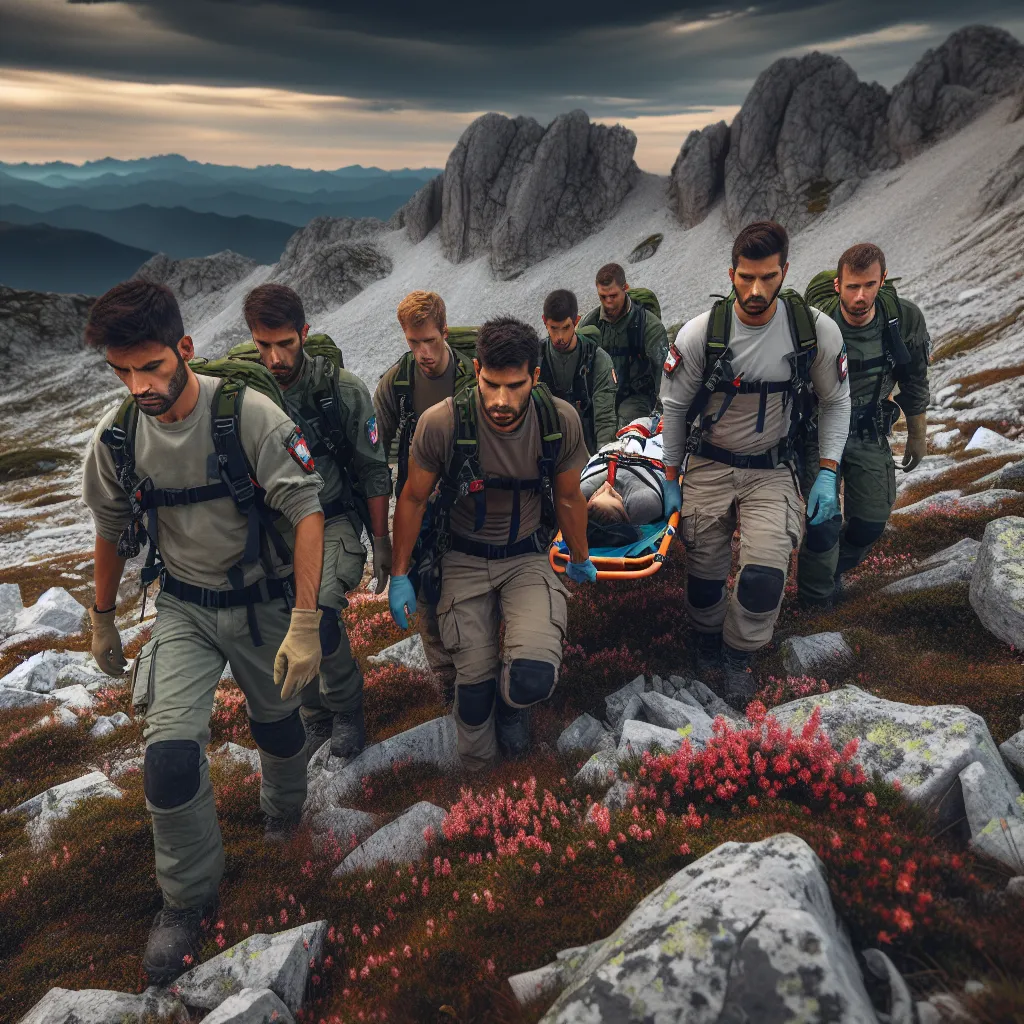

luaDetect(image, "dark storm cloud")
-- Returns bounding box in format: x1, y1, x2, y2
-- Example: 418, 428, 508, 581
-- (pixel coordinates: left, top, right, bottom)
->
3, 0, 1024, 119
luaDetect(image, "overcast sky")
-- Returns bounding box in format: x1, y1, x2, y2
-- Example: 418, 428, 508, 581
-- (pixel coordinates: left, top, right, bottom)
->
1, 0, 1022, 173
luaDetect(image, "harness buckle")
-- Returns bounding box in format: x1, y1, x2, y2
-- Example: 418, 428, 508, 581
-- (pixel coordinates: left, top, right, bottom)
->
468, 479, 485, 494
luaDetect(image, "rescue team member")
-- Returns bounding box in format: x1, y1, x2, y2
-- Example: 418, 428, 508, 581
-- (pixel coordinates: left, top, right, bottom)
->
796, 243, 931, 608
660, 221, 851, 708
373, 291, 474, 702
578, 263, 668, 426
538, 288, 618, 454
386, 316, 597, 772
242, 283, 391, 759
82, 281, 325, 983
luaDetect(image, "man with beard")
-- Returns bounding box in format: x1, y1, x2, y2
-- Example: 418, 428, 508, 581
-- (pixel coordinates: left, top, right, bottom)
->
795, 243, 931, 609
386, 316, 596, 772
659, 221, 851, 708
537, 288, 617, 454
81, 280, 325, 983
242, 283, 391, 759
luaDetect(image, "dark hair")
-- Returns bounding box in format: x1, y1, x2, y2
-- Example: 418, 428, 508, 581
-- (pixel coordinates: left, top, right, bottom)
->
595, 263, 626, 288
84, 280, 184, 351
243, 283, 305, 336
476, 315, 540, 375
543, 289, 579, 322
731, 221, 789, 269
838, 242, 886, 280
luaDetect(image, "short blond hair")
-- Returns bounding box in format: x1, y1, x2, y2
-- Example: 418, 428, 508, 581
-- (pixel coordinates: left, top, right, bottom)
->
397, 290, 447, 334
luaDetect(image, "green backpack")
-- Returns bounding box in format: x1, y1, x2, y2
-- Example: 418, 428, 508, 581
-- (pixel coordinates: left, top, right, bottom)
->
804, 270, 902, 325
446, 326, 480, 365
627, 287, 661, 321
228, 331, 344, 372
188, 355, 285, 410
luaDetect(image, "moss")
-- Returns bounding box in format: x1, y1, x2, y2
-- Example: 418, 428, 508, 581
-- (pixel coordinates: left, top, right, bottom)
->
0, 447, 77, 482
932, 304, 1024, 362
627, 233, 664, 264
805, 178, 840, 214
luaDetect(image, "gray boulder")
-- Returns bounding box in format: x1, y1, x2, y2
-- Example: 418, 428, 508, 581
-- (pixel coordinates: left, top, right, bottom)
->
600, 779, 634, 812
367, 634, 431, 674
14, 588, 86, 636
49, 683, 95, 709
969, 516, 1024, 648
1, 649, 85, 693
780, 632, 854, 678
882, 540, 979, 595
20, 986, 187, 1024
889, 25, 1024, 157
979, 143, 1024, 215
893, 488, 1019, 517
959, 759, 1024, 874
670, 674, 747, 725
89, 711, 131, 740
0, 285, 94, 362
200, 988, 294, 1024
393, 174, 444, 243
173, 920, 327, 1013
0, 686, 48, 710
1000, 729, 1024, 778
668, 120, 730, 227
617, 719, 685, 758
637, 691, 714, 745
136, 250, 256, 301
309, 806, 379, 853
0, 581, 23, 635
53, 661, 116, 692
540, 833, 878, 1022
573, 749, 620, 790
612, 693, 645, 739
723, 52, 895, 233
13, 771, 123, 849
333, 801, 446, 877
557, 712, 615, 756
604, 675, 647, 730
861, 949, 915, 1024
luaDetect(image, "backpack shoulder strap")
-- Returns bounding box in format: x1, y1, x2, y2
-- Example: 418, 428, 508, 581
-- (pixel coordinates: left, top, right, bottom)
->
531, 383, 563, 539
781, 290, 818, 359
453, 348, 476, 387
626, 301, 647, 355
705, 296, 732, 362
393, 350, 416, 397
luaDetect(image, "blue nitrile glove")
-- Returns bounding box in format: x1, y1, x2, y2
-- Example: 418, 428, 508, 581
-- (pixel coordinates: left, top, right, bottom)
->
566, 559, 598, 584
662, 477, 682, 519
388, 574, 417, 629
806, 468, 840, 526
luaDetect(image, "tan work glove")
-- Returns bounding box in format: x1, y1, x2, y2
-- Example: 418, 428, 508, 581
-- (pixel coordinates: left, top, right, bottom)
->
274, 608, 323, 700
902, 413, 928, 473
371, 535, 393, 594
89, 605, 127, 677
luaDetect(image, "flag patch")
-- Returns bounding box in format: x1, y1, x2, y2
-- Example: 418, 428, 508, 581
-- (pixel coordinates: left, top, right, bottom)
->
366, 415, 379, 447
285, 428, 315, 473
836, 344, 849, 383
663, 343, 682, 377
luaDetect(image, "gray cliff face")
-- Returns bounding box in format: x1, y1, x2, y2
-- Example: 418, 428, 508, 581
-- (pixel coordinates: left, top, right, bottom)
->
391, 174, 444, 243
0, 286, 94, 358
134, 250, 257, 300
669, 120, 730, 228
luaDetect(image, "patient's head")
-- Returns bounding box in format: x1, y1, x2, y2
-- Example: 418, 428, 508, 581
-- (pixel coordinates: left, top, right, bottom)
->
587, 480, 629, 525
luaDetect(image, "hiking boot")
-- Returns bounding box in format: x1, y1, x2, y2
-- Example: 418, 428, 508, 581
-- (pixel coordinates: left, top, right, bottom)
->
303, 716, 332, 762
263, 810, 302, 845
798, 591, 834, 613
721, 645, 757, 712
142, 899, 217, 985
330, 704, 366, 760
693, 631, 723, 679
495, 700, 530, 760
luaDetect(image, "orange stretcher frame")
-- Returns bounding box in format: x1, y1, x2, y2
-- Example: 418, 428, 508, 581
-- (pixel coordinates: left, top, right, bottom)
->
548, 511, 680, 580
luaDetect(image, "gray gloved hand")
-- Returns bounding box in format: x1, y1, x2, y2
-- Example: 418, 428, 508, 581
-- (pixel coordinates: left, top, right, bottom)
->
274, 608, 323, 700
902, 413, 927, 473
89, 605, 127, 677
371, 535, 392, 594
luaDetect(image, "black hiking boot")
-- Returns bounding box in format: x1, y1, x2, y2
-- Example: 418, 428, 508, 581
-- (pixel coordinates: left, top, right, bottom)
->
330, 703, 366, 760
693, 631, 723, 680
797, 591, 834, 613
143, 899, 217, 985
721, 645, 757, 712
303, 716, 332, 762
263, 809, 302, 845
495, 699, 531, 760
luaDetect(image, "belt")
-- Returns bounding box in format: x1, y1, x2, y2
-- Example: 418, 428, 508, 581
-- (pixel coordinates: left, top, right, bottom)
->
449, 530, 546, 561
697, 440, 789, 470
321, 496, 358, 519
161, 572, 294, 608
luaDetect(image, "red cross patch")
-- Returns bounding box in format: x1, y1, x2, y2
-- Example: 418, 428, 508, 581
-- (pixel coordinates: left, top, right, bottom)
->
285, 428, 315, 473
836, 344, 849, 383
663, 344, 682, 377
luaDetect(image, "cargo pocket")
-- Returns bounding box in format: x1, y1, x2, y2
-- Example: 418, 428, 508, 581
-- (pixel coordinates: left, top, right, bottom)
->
130, 637, 158, 717
679, 511, 698, 550
437, 594, 463, 654
784, 492, 804, 550
335, 525, 368, 594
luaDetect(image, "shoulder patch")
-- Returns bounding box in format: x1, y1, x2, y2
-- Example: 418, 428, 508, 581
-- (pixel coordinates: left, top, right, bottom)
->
285, 427, 315, 473
366, 415, 379, 448
610, 368, 618, 386
836, 343, 849, 383
663, 343, 682, 377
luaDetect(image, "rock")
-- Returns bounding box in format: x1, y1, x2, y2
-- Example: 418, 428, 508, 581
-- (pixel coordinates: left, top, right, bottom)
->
626, 233, 663, 264
998, 459, 1024, 488
673, 674, 747, 725
38, 706, 81, 729
53, 661, 115, 691
893, 488, 1019, 517
919, 538, 982, 568
136, 250, 257, 303
440, 110, 639, 279
723, 53, 895, 233
617, 719, 685, 758
89, 711, 131, 740
668, 120, 730, 227
556, 712, 615, 756
394, 174, 444, 243
964, 425, 1024, 453
958, 760, 1024, 874
366, 634, 431, 673
637, 691, 714, 746
214, 742, 262, 773
174, 920, 327, 1012
20, 985, 187, 1024
200, 988, 295, 1024
881, 541, 979, 595
50, 684, 95, 709
612, 693, 645, 739
980, 143, 1024, 215
14, 587, 86, 636
0, 626, 61, 656
110, 754, 145, 779
889, 26, 1024, 157
604, 675, 646, 730
507, 963, 566, 1008
0, 581, 23, 634
970, 516, 1024, 647
1, 649, 85, 693
861, 948, 915, 1024
0, 284, 95, 362
573, 749, 619, 790
0, 686, 48, 710
1000, 729, 1024, 778
600, 779, 634, 811
13, 771, 123, 849
1008, 876, 1024, 899
333, 801, 446, 877
780, 632, 854, 678
916, 1002, 943, 1024
306, 716, 458, 810
309, 807, 379, 853
540, 834, 877, 1022
930, 428, 962, 451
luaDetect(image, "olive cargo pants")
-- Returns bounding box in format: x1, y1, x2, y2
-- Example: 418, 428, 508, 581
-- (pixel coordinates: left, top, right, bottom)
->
132, 589, 307, 909
680, 457, 803, 652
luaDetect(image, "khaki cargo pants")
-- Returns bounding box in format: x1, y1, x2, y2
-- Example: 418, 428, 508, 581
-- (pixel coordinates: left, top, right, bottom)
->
417, 592, 457, 700
437, 549, 568, 772
681, 457, 803, 652
132, 589, 306, 909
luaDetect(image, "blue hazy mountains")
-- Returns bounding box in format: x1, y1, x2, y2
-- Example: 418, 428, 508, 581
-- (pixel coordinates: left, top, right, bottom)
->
0, 155, 439, 294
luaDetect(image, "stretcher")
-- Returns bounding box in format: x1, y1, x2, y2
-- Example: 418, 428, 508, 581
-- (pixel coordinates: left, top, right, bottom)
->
549, 510, 680, 580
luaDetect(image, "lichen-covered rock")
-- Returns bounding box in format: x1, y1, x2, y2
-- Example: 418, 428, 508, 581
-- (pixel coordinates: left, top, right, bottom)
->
959, 759, 1024, 875
173, 920, 327, 1012
334, 801, 445, 877
882, 540, 979, 595
13, 771, 123, 849
200, 987, 295, 1024
969, 516, 1024, 648
780, 632, 854, 678
637, 691, 714, 746
20, 985, 187, 1024
574, 749, 620, 790
0, 285, 94, 361
50, 683, 95, 709
893, 488, 1019, 517
0, 686, 48, 710
540, 833, 877, 1022
366, 634, 431, 674
668, 121, 730, 227
557, 712, 615, 756
53, 661, 116, 691
14, 588, 86, 636
617, 719, 685, 758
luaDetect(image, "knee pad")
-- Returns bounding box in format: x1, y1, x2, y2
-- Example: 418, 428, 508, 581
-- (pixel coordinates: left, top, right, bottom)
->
846, 517, 886, 549
508, 659, 556, 706
805, 514, 843, 553
736, 564, 785, 613
144, 739, 201, 809
318, 604, 342, 657
249, 709, 305, 758
687, 576, 726, 609
457, 679, 496, 727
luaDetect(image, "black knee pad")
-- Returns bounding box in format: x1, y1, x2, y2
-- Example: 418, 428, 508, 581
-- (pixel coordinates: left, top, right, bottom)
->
508, 659, 556, 706
457, 679, 496, 726
846, 517, 886, 549
318, 604, 342, 657
687, 576, 726, 609
249, 709, 305, 758
805, 514, 843, 553
736, 564, 785, 613
144, 740, 201, 809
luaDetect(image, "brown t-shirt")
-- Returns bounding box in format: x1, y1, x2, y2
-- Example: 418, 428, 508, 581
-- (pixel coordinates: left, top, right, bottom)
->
373, 347, 459, 459
412, 393, 588, 544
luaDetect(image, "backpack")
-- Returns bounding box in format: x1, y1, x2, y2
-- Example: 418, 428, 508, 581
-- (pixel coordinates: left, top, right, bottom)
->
446, 326, 480, 365
539, 328, 600, 451
581, 293, 657, 407
228, 332, 344, 372
627, 287, 661, 321
410, 384, 563, 604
